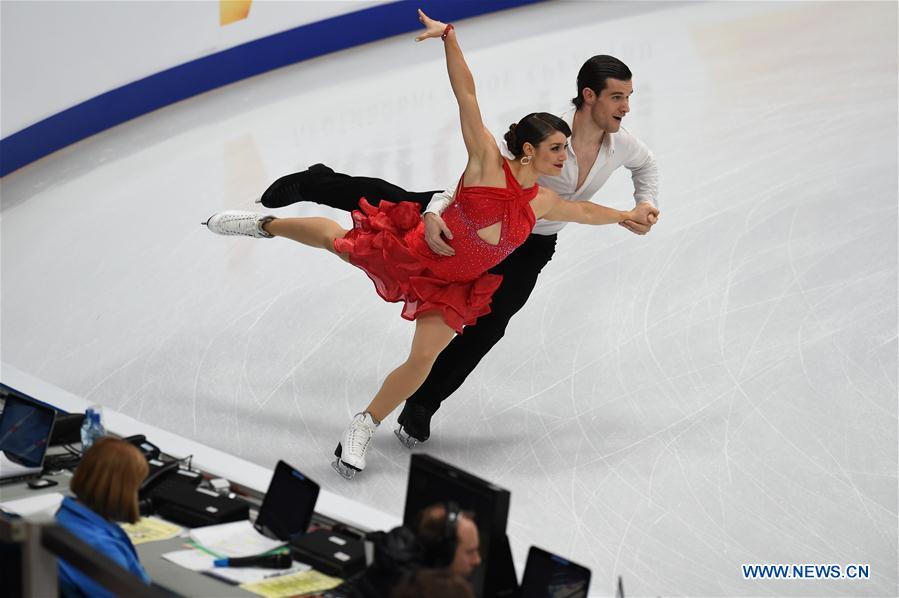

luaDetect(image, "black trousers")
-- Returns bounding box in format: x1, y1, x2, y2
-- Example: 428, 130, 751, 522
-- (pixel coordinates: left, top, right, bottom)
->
261, 165, 558, 413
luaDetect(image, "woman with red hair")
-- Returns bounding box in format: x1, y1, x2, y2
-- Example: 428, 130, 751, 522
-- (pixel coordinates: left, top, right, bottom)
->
55, 436, 150, 597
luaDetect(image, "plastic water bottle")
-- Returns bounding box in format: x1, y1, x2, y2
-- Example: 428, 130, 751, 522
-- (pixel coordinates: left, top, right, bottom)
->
80, 405, 106, 451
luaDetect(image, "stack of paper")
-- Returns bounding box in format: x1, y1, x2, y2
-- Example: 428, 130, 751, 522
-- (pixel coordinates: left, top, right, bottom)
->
0, 492, 64, 520
120, 517, 183, 545
240, 570, 343, 598
188, 520, 284, 557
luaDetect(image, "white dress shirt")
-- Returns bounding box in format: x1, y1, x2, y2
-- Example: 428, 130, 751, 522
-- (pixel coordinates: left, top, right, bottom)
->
424, 107, 659, 236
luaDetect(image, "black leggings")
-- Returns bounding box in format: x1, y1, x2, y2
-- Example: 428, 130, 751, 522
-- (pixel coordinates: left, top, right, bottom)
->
260, 164, 558, 413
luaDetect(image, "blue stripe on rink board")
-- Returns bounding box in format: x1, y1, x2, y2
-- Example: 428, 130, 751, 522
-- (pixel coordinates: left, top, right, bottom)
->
0, 0, 544, 177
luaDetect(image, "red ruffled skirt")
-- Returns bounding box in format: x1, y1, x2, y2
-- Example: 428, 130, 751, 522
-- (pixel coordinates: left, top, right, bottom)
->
333, 199, 502, 334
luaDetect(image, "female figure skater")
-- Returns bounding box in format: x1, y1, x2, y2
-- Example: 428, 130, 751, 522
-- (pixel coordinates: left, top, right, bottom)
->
205, 10, 656, 478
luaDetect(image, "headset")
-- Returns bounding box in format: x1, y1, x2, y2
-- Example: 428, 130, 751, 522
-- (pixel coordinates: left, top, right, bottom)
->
424, 501, 461, 568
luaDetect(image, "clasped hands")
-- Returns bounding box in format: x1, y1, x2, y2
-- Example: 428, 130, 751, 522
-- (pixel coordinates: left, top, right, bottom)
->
620, 201, 659, 236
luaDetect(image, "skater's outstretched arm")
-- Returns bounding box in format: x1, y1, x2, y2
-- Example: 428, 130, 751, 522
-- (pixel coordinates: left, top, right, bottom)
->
416, 10, 502, 186
533, 188, 658, 226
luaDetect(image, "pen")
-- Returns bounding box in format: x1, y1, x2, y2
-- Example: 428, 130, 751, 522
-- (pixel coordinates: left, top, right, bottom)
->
213, 553, 293, 569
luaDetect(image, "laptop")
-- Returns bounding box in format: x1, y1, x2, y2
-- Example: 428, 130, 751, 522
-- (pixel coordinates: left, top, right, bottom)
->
254, 460, 320, 541
0, 389, 57, 484
519, 545, 591, 598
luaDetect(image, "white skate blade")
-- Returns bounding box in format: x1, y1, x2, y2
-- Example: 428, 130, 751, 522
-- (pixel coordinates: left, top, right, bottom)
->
394, 426, 419, 450
331, 459, 358, 479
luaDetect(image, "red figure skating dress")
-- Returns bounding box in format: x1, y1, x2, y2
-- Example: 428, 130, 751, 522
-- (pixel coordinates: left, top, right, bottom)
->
333, 160, 538, 333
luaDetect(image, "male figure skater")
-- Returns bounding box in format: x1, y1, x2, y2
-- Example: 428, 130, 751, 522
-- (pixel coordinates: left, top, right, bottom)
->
259, 55, 660, 448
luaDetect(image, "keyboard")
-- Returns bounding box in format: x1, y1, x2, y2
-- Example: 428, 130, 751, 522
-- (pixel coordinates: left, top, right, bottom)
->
0, 472, 40, 486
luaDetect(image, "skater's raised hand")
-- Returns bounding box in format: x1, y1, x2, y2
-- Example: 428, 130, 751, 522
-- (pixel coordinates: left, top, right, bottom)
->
414, 9, 447, 42
414, 8, 499, 185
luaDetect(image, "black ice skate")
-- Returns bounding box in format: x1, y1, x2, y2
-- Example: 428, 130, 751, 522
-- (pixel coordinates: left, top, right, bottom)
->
393, 403, 433, 450
256, 164, 332, 208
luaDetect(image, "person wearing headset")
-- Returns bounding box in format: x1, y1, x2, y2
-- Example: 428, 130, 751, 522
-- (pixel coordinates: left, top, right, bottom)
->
325, 502, 480, 598
415, 502, 481, 579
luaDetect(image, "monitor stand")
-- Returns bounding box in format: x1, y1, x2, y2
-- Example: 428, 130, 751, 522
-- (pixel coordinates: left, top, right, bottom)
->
483, 533, 518, 597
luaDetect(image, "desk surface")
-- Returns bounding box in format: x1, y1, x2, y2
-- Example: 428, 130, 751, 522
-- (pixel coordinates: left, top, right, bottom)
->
140, 536, 257, 597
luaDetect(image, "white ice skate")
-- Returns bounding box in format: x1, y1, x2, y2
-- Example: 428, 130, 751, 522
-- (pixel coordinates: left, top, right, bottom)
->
203, 210, 274, 238
331, 412, 379, 480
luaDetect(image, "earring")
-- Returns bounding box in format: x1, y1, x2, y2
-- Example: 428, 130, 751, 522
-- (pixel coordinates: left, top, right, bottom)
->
520, 156, 532, 165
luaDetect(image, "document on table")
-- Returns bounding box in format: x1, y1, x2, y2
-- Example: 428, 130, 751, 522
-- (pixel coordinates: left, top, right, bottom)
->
120, 516, 183, 545
162, 548, 310, 585
188, 519, 285, 558
240, 570, 343, 598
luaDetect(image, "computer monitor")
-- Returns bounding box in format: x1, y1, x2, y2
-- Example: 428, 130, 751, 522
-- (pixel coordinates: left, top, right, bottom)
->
254, 460, 320, 541
519, 545, 591, 598
0, 385, 57, 479
404, 454, 517, 598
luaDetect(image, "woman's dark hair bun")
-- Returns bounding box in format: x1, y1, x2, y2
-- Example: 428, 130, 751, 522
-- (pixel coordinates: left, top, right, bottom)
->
503, 123, 518, 155
504, 113, 571, 158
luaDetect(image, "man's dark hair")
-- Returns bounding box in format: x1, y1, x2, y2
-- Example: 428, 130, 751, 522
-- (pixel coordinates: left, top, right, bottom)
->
571, 55, 632, 109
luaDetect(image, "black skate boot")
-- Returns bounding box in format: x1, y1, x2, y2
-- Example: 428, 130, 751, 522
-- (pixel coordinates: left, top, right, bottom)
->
393, 403, 433, 449
257, 163, 333, 208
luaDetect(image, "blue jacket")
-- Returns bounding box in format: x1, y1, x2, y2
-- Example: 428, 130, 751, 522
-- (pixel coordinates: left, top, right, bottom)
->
55, 496, 150, 598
